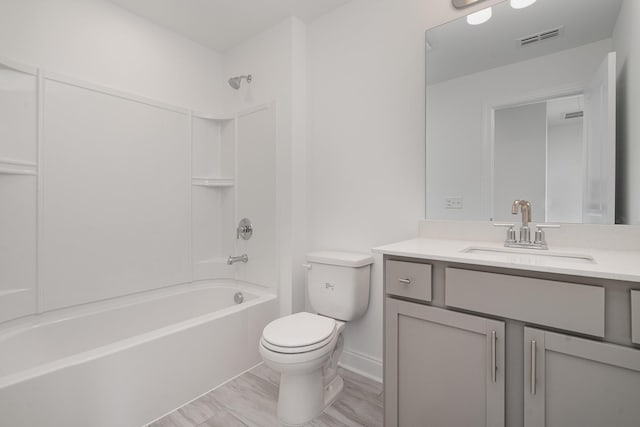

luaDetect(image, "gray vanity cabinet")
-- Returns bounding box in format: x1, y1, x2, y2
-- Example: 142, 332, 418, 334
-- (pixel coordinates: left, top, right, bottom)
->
523, 327, 640, 427
385, 298, 505, 427
384, 256, 640, 427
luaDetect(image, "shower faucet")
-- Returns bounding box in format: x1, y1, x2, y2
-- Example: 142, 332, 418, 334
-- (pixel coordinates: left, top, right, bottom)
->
237, 218, 253, 240
227, 254, 248, 265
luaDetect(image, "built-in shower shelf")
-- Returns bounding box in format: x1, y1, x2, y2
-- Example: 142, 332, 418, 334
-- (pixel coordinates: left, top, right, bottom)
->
192, 177, 234, 187
191, 111, 234, 121
0, 159, 37, 176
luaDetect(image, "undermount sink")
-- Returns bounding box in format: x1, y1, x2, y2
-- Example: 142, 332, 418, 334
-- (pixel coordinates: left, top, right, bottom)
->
461, 246, 596, 265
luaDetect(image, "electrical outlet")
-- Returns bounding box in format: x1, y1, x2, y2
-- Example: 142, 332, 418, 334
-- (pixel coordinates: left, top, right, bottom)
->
445, 197, 463, 209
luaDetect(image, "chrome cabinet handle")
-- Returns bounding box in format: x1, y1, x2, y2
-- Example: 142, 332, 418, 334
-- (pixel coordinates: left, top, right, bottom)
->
531, 340, 537, 395
398, 278, 412, 285
491, 331, 497, 383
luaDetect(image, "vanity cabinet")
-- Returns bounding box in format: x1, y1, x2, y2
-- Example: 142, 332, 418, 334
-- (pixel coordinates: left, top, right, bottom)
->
524, 327, 640, 427
383, 257, 640, 427
385, 298, 505, 427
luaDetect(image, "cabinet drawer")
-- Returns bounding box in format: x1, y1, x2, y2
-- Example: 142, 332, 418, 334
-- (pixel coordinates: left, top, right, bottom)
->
632, 290, 640, 345
445, 268, 605, 337
386, 260, 432, 301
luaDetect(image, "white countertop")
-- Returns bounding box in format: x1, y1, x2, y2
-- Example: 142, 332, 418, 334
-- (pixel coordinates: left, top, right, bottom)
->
373, 238, 640, 282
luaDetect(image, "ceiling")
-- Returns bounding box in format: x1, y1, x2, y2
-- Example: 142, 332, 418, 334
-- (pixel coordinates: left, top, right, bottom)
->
108, 0, 351, 52
426, 0, 624, 84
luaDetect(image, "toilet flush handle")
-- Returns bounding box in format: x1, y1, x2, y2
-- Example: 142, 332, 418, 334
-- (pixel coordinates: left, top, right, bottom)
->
302, 263, 312, 270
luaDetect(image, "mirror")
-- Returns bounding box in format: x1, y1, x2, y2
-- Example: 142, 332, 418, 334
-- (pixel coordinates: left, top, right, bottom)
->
425, 0, 634, 224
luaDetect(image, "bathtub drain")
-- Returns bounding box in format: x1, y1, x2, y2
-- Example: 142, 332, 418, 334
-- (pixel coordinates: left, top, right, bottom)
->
234, 292, 244, 304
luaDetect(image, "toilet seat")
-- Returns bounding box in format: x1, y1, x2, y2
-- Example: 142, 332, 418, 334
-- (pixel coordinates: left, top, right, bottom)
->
262, 312, 336, 354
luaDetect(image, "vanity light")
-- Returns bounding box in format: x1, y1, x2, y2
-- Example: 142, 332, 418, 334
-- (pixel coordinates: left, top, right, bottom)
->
466, 7, 492, 25
510, 0, 536, 9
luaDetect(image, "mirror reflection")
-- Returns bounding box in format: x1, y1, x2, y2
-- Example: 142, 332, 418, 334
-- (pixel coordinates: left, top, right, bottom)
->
426, 0, 634, 224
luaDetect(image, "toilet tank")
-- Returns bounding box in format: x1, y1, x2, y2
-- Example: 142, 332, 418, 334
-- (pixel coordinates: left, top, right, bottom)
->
306, 251, 374, 321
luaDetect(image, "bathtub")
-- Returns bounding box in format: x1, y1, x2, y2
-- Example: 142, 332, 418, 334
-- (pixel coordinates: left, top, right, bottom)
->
0, 280, 278, 427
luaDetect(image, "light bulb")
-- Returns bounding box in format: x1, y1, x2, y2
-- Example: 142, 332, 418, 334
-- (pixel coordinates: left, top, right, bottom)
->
466, 7, 492, 25
510, 0, 536, 9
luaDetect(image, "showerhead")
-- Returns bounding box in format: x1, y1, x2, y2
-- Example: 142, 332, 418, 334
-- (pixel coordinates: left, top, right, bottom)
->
228, 74, 252, 90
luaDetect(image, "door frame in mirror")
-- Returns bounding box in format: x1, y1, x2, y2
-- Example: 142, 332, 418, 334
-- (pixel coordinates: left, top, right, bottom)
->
482, 83, 584, 221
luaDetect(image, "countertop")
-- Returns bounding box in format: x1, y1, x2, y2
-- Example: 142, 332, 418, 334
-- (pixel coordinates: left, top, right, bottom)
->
373, 238, 640, 282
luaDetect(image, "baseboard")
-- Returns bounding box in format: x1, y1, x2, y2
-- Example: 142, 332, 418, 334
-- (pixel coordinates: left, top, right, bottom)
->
338, 349, 383, 383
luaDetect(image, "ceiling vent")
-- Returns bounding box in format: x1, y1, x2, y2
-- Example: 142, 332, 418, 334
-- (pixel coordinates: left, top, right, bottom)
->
519, 26, 563, 47
565, 111, 584, 120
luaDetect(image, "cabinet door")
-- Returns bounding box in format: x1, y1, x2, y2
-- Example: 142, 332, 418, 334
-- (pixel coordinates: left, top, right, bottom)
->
524, 327, 640, 427
385, 298, 505, 427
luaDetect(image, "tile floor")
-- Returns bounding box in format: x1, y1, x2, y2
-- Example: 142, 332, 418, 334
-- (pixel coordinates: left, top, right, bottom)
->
150, 364, 383, 427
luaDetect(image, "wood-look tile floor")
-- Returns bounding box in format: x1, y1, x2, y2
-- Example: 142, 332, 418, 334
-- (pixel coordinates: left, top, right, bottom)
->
150, 364, 383, 427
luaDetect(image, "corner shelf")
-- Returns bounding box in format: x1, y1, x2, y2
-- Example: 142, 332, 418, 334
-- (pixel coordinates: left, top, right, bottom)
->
190, 111, 236, 281
191, 111, 234, 121
0, 158, 37, 176
191, 177, 234, 188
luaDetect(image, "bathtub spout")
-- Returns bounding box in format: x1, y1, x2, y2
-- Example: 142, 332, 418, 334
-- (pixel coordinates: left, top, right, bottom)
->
227, 254, 248, 265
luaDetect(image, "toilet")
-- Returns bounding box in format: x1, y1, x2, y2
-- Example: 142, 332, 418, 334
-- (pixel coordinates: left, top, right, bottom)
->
259, 251, 374, 426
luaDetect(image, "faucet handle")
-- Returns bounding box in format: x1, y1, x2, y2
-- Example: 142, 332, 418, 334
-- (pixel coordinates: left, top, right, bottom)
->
534, 224, 560, 245
493, 223, 516, 244
237, 218, 253, 240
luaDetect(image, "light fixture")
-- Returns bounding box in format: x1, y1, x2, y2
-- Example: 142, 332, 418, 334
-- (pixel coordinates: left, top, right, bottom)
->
510, 0, 536, 9
466, 7, 492, 25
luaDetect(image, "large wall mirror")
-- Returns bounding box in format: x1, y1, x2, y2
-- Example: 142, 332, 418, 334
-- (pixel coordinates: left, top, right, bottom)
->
426, 0, 638, 224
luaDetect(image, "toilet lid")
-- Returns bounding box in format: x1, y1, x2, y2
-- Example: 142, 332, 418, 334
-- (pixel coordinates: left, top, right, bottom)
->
262, 312, 336, 349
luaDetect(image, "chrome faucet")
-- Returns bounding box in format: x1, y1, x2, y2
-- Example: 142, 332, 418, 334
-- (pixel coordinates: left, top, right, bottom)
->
493, 200, 559, 249
512, 199, 532, 244
227, 254, 248, 265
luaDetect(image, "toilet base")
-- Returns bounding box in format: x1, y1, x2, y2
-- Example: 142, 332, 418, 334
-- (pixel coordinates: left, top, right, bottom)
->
323, 374, 344, 409
276, 372, 345, 426
261, 320, 348, 426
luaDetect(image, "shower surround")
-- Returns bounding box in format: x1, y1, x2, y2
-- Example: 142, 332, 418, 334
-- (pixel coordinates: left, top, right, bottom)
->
0, 53, 279, 426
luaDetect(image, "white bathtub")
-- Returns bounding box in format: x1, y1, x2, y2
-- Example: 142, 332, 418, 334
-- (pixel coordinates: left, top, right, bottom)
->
0, 280, 278, 427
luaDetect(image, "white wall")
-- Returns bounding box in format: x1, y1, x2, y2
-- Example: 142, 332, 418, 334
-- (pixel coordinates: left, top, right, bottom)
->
222, 18, 308, 315
0, 0, 224, 112
427, 38, 612, 221
306, 0, 504, 380
493, 102, 547, 222
613, 0, 640, 224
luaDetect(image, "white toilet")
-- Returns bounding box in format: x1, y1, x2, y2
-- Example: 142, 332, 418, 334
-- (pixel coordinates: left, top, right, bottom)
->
259, 251, 374, 426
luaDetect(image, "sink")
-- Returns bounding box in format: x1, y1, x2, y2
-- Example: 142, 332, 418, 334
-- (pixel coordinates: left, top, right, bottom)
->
461, 246, 595, 265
